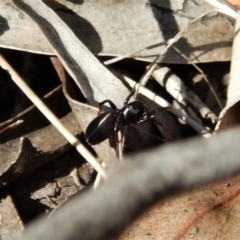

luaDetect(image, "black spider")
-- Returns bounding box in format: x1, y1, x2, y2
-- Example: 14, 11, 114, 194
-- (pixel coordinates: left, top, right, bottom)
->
85, 90, 169, 147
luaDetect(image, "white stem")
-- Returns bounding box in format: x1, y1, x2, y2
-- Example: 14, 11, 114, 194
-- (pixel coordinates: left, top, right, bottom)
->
125, 78, 212, 137
0, 53, 107, 179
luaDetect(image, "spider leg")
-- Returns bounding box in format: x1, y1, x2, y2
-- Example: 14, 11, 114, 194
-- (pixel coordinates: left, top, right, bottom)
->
114, 130, 122, 159
113, 112, 125, 158
136, 111, 156, 124
137, 106, 171, 123
121, 125, 128, 149
114, 125, 128, 158
152, 117, 173, 141
124, 90, 135, 106
137, 107, 173, 140
98, 100, 117, 113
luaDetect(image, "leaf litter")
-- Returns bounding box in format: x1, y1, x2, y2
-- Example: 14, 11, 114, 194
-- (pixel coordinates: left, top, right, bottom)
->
0, 0, 240, 239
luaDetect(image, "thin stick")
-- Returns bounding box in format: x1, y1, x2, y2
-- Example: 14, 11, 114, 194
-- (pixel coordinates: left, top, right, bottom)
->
117, 131, 123, 161
105, 6, 237, 68
0, 53, 107, 179
125, 77, 212, 137
0, 84, 62, 128
0, 119, 23, 135
138, 9, 216, 87
104, 41, 167, 65
93, 173, 102, 190
152, 66, 218, 123
172, 46, 223, 110
70, 168, 82, 187
93, 162, 106, 190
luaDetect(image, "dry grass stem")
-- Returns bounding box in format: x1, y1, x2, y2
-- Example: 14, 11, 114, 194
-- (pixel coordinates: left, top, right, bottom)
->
0, 53, 107, 179
152, 66, 218, 123
124, 77, 212, 137
93, 162, 106, 190
0, 119, 23, 135
138, 9, 216, 88
104, 41, 167, 65
172, 46, 223, 110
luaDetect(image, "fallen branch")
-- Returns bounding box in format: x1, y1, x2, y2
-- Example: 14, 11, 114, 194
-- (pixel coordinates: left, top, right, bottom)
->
15, 126, 240, 240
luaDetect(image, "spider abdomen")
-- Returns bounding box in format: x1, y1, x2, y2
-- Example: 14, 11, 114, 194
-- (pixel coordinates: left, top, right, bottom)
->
85, 111, 118, 145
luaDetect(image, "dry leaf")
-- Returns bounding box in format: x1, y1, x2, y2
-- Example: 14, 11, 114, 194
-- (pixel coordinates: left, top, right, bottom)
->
216, 17, 240, 131
11, 0, 129, 106
0, 0, 234, 63
0, 87, 82, 187
0, 196, 23, 240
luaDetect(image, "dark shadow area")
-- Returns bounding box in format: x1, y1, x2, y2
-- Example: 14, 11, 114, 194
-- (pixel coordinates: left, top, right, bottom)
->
13, 0, 95, 102
0, 148, 89, 223
170, 61, 230, 117
128, 39, 232, 63
0, 88, 71, 143
147, 0, 192, 63
190, 41, 233, 62
0, 48, 71, 142
44, 0, 102, 54
66, 0, 84, 4
0, 15, 9, 35
235, 25, 240, 37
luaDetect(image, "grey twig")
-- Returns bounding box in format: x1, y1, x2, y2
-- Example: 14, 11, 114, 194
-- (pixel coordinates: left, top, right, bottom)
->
16, 127, 240, 240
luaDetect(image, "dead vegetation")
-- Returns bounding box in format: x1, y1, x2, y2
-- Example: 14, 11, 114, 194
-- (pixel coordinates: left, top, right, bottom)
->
0, 0, 240, 239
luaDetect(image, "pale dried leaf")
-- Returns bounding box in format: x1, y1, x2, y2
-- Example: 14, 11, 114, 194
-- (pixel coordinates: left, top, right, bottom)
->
0, 90, 82, 187
0, 1, 53, 54
0, 196, 23, 240
216, 16, 240, 131
0, 0, 234, 63
11, 0, 129, 106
